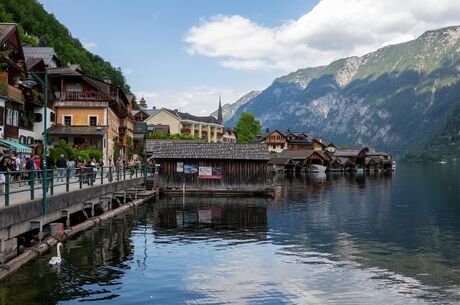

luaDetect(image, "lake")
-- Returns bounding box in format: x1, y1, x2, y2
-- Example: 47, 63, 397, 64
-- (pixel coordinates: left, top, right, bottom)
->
1, 163, 459, 304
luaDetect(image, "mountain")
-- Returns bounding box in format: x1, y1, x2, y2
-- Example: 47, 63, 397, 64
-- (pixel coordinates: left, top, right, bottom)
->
211, 91, 260, 122
227, 25, 460, 155
0, 0, 131, 92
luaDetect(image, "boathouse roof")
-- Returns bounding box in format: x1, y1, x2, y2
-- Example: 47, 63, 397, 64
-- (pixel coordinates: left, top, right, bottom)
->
146, 142, 270, 160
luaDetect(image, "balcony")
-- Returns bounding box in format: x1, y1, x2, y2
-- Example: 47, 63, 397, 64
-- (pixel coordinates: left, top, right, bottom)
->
180, 128, 191, 135
61, 91, 108, 101
1, 85, 25, 104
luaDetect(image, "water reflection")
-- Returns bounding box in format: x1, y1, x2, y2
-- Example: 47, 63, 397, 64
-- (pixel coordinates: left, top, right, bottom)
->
1, 163, 460, 304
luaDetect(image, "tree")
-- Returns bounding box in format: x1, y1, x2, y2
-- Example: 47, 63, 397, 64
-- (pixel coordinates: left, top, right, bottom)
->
235, 112, 261, 143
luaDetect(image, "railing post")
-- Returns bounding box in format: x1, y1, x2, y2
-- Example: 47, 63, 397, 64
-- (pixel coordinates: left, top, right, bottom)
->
101, 166, 104, 185
79, 169, 83, 189
117, 166, 120, 181
66, 168, 70, 192
123, 166, 126, 180
30, 170, 35, 200
109, 166, 113, 182
50, 169, 54, 195
5, 172, 9, 207
90, 168, 94, 186
135, 166, 138, 178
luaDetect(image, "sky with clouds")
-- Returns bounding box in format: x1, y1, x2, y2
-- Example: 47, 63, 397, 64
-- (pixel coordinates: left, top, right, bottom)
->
39, 0, 460, 115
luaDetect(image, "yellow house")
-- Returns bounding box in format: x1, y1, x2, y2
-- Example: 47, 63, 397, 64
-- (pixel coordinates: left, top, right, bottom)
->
144, 108, 224, 143
47, 66, 131, 163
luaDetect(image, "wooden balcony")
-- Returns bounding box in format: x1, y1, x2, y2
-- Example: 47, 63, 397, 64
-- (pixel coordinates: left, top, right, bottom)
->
2, 85, 25, 104
181, 128, 191, 135
61, 91, 108, 101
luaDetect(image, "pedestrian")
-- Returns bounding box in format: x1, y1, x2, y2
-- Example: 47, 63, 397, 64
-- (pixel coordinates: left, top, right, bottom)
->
67, 157, 75, 179
42, 153, 54, 193
34, 155, 41, 181
0, 151, 6, 192
25, 156, 35, 186
56, 154, 66, 182
90, 158, 98, 184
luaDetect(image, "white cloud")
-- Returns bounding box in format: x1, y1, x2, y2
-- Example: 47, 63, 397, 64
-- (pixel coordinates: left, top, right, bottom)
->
184, 0, 460, 71
82, 41, 97, 50
135, 87, 248, 115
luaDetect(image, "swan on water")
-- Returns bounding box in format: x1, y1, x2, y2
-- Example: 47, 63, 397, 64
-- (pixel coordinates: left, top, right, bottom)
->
49, 242, 63, 265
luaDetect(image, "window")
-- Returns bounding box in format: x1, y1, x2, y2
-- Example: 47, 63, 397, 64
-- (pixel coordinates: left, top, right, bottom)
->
34, 113, 43, 123
6, 108, 18, 127
89, 116, 97, 126
74, 137, 85, 145
66, 82, 81, 92
50, 112, 56, 122
64, 116, 72, 126
0, 107, 4, 125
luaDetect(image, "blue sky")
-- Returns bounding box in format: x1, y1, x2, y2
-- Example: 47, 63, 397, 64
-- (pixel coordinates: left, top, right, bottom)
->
38, 0, 460, 115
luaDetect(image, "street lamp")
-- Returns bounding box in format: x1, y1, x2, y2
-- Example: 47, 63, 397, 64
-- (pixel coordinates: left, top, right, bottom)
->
24, 69, 49, 214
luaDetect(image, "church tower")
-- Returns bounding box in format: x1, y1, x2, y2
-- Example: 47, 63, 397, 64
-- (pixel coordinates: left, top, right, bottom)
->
139, 96, 148, 110
217, 95, 223, 124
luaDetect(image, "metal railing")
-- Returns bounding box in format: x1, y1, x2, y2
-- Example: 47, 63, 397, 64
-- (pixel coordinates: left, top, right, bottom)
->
0, 165, 155, 207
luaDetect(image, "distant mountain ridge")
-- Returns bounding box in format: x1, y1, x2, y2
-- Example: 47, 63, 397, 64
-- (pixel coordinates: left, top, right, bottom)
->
226, 25, 460, 155
211, 91, 260, 123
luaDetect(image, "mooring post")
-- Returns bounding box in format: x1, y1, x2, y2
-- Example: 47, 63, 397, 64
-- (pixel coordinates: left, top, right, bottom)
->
62, 210, 70, 227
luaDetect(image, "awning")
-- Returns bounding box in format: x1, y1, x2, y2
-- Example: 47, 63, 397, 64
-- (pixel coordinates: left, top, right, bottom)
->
0, 139, 32, 154
47, 125, 107, 136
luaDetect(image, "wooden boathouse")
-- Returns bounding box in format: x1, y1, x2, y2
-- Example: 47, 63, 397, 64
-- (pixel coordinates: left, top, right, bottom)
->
145, 141, 271, 193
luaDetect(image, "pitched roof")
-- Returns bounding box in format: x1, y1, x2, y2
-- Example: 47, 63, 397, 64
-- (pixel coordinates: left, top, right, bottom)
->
162, 108, 222, 125
333, 149, 366, 157
0, 24, 16, 44
25, 57, 44, 71
146, 142, 270, 160
47, 125, 108, 136
48, 66, 81, 76
23, 47, 60, 67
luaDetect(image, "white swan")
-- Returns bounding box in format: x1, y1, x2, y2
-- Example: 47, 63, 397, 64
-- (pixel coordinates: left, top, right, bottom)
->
49, 242, 63, 265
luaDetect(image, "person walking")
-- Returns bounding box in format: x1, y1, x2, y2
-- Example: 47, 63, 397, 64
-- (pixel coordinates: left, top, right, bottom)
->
34, 155, 41, 182
90, 158, 98, 185
0, 151, 6, 192
67, 158, 75, 179
25, 156, 35, 186
56, 154, 66, 182
42, 153, 54, 193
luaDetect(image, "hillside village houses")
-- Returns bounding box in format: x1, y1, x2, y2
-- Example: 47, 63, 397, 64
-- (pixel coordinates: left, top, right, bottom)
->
0, 23, 135, 163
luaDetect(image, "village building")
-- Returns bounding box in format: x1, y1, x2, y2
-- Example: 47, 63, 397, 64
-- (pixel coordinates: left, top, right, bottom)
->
144, 107, 224, 143
221, 128, 237, 143
258, 130, 326, 153
0, 23, 47, 154
145, 142, 269, 189
46, 65, 133, 163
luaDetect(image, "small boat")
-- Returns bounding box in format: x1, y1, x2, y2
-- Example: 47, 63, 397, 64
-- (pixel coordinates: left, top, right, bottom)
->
392, 161, 396, 171
439, 160, 447, 164
306, 164, 327, 173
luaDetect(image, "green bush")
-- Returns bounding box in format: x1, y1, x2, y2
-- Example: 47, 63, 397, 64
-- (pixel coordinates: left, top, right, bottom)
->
49, 140, 103, 164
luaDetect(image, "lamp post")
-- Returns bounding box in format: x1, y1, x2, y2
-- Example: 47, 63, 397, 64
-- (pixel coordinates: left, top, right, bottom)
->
24, 68, 48, 214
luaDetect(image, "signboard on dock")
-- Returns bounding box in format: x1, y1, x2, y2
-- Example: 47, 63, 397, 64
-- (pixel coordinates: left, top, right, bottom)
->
184, 164, 198, 174
176, 162, 184, 172
198, 166, 223, 179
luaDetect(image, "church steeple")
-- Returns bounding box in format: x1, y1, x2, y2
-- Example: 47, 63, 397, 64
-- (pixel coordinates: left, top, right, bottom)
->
139, 96, 147, 110
217, 95, 223, 124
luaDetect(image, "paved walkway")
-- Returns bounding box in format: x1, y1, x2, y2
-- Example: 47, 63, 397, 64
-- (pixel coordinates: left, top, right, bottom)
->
0, 173, 145, 209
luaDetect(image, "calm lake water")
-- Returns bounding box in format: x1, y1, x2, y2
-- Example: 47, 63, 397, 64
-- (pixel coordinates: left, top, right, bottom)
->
1, 163, 460, 305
